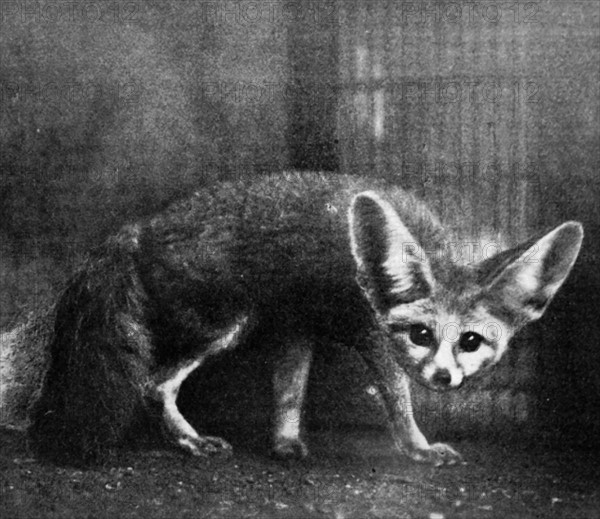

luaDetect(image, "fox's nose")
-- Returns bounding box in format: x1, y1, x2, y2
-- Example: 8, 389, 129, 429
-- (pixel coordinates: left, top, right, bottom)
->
432, 369, 452, 387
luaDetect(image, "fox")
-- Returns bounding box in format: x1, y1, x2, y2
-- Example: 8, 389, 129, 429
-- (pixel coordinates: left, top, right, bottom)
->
21, 171, 583, 466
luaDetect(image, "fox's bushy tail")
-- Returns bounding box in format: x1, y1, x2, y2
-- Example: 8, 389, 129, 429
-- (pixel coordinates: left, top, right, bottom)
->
29, 225, 154, 464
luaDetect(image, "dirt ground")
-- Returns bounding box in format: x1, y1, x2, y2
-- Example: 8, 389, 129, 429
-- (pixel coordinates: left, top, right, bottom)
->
1, 426, 598, 519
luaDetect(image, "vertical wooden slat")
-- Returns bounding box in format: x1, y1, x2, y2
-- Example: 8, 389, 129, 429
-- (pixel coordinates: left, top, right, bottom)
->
370, 1, 385, 177
379, 0, 395, 181
287, 0, 338, 171
337, 0, 354, 176
354, 1, 370, 174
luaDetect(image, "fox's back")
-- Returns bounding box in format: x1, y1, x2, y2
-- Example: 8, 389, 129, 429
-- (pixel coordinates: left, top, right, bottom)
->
137, 172, 448, 341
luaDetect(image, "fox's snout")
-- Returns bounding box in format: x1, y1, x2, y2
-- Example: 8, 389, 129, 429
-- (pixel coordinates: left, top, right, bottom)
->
430, 367, 463, 390
431, 368, 452, 387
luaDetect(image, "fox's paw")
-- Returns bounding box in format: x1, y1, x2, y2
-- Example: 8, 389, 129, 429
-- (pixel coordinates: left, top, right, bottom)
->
177, 434, 233, 458
272, 438, 308, 460
406, 442, 463, 467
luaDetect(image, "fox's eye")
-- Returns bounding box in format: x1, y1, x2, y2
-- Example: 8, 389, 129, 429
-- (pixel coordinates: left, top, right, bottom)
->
459, 332, 485, 352
409, 324, 435, 347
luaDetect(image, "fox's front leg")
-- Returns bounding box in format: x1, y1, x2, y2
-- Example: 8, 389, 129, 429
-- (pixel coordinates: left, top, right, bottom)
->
360, 338, 462, 466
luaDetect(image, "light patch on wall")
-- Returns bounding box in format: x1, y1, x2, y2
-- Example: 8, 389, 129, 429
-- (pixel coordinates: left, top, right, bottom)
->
354, 46, 370, 125
355, 46, 368, 80
374, 90, 385, 140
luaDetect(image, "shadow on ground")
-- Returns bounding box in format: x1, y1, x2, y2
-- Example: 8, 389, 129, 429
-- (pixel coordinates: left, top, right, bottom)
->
1, 426, 598, 519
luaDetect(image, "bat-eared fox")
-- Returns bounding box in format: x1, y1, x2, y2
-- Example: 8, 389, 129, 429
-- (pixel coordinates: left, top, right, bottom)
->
6, 172, 583, 465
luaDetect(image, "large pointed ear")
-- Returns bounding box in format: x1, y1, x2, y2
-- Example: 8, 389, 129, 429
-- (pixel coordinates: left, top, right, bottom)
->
480, 222, 583, 324
348, 191, 435, 313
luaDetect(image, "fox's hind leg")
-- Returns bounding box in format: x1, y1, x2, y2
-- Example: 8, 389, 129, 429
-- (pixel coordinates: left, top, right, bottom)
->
151, 316, 249, 456
272, 339, 313, 459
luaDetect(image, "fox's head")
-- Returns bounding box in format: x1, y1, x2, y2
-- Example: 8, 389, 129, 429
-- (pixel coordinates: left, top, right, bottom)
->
349, 191, 583, 391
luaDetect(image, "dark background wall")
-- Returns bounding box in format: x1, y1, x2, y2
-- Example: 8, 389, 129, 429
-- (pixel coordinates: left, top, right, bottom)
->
1, 1, 288, 312
1, 1, 598, 448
